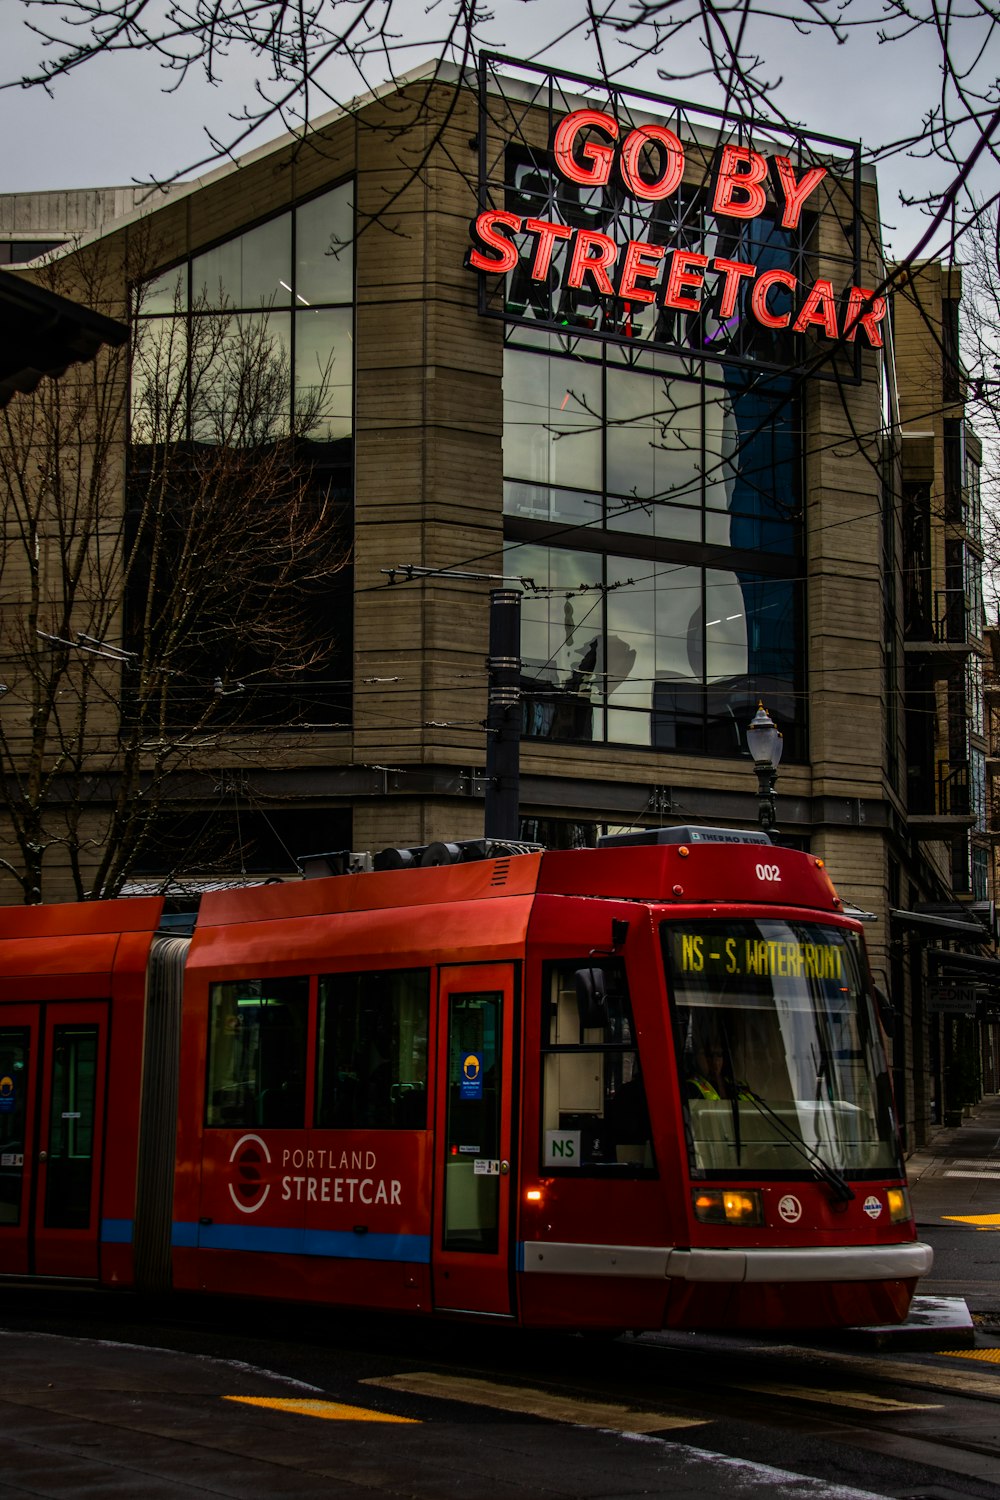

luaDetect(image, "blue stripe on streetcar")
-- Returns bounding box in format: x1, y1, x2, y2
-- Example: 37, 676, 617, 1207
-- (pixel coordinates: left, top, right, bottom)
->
100, 1219, 134, 1244
171, 1222, 431, 1263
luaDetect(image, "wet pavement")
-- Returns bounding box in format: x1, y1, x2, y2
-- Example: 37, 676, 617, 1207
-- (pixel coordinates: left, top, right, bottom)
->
0, 1101, 997, 1499
906, 1093, 1000, 1318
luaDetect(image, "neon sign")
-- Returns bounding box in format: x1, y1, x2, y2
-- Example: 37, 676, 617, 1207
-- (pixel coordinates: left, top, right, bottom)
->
468, 58, 875, 376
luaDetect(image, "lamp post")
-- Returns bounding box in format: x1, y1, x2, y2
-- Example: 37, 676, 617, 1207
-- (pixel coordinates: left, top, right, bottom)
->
746, 702, 783, 832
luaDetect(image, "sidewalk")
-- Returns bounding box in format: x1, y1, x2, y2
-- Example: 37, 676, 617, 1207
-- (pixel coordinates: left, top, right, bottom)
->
906, 1091, 1000, 1225
896, 1091, 1000, 1341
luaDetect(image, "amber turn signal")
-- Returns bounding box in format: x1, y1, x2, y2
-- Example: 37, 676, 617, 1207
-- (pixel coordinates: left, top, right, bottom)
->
887, 1187, 912, 1223
692, 1188, 764, 1225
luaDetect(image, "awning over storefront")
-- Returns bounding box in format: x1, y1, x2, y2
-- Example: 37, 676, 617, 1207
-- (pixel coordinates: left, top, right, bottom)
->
926, 948, 1000, 978
0, 267, 127, 406
890, 907, 991, 943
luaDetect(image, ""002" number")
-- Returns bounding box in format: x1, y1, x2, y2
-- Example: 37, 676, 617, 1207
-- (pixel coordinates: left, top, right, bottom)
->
755, 863, 781, 881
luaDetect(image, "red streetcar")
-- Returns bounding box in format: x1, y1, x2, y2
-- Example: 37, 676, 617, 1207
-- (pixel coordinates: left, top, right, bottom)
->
0, 828, 931, 1331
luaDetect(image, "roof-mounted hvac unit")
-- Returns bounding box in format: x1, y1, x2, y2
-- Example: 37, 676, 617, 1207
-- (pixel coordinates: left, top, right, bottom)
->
597, 826, 772, 848
297, 839, 544, 878
374, 838, 544, 871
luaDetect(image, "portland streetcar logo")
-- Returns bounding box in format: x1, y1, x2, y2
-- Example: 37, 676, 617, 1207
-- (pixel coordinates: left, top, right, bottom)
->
777, 1194, 802, 1224
229, 1133, 272, 1214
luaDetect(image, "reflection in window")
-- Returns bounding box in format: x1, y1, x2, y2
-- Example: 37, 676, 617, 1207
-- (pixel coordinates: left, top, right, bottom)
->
128, 180, 355, 731
503, 350, 601, 493
540, 960, 654, 1174
296, 185, 354, 305
189, 312, 292, 446
606, 363, 702, 513
503, 337, 802, 758
316, 970, 429, 1130
294, 307, 353, 441
206, 978, 309, 1128
508, 540, 800, 756
515, 544, 604, 742
193, 213, 292, 310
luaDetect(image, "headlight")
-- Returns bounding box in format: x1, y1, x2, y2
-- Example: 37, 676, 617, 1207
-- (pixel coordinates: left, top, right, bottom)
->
692, 1188, 764, 1226
887, 1187, 912, 1223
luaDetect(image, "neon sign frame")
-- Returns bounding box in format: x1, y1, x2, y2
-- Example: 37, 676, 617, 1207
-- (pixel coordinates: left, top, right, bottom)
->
469, 55, 872, 382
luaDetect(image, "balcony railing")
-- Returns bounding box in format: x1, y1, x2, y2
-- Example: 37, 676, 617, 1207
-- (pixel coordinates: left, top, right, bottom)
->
910, 759, 970, 820
938, 759, 971, 816
935, 587, 969, 644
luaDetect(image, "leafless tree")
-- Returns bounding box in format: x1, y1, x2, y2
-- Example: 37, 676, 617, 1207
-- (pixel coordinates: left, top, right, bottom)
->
8, 2, 999, 264
0, 241, 347, 902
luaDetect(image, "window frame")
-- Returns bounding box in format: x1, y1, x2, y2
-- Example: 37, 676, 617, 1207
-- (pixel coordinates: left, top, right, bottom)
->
538, 957, 656, 1178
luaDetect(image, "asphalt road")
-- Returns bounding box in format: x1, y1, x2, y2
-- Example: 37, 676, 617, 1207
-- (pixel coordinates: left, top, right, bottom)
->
2, 1289, 999, 1500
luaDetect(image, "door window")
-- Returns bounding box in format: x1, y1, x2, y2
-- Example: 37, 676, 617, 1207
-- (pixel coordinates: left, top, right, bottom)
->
443, 993, 501, 1253
0, 1029, 28, 1226
43, 1025, 98, 1231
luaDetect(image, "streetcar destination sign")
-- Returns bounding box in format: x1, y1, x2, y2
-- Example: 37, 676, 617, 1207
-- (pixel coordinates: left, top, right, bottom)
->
674, 933, 845, 980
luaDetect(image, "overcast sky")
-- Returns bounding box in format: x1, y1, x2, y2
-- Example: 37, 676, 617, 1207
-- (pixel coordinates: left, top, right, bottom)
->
0, 2, 990, 266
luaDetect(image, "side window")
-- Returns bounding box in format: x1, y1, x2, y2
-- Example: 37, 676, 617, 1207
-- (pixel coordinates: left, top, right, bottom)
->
316, 969, 429, 1130
540, 959, 655, 1175
205, 977, 308, 1128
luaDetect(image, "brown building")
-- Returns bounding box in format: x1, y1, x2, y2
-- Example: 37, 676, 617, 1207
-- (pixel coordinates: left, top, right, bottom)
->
0, 58, 995, 1145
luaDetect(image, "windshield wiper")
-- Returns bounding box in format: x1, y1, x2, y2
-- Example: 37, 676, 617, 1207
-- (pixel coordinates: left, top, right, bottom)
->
741, 1086, 855, 1205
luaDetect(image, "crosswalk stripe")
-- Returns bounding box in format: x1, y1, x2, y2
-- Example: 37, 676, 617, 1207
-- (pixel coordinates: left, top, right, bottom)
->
942, 1213, 1000, 1228
362, 1372, 709, 1433
224, 1395, 419, 1423
733, 1382, 941, 1412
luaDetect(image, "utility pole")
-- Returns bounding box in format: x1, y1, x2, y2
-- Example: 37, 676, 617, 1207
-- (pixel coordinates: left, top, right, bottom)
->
484, 588, 522, 839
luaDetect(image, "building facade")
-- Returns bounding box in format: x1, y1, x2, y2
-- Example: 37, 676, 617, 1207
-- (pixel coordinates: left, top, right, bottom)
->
0, 59, 995, 1146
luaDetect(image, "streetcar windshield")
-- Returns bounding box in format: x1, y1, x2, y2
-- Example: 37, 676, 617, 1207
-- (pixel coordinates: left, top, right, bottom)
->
661, 919, 900, 1177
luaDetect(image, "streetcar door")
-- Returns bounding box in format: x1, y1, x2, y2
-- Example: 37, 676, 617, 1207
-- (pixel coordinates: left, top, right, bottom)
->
0, 1003, 108, 1279
0, 1007, 37, 1275
432, 964, 517, 1317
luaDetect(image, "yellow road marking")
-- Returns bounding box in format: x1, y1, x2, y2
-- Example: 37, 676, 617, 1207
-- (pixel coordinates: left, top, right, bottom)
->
363, 1372, 707, 1434
942, 1213, 1000, 1230
942, 1349, 1000, 1364
224, 1395, 419, 1424
734, 1382, 941, 1413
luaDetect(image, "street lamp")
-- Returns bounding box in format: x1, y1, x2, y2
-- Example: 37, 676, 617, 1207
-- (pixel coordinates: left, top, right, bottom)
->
746, 702, 782, 832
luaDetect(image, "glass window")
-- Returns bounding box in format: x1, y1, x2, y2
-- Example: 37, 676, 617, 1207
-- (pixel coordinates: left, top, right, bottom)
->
503, 481, 600, 527
141, 264, 187, 316
508, 542, 604, 743
606, 364, 702, 514
131, 316, 189, 445
193, 213, 292, 310
541, 960, 654, 1174
662, 920, 899, 1177
189, 311, 292, 445
296, 183, 354, 305
443, 991, 502, 1251
608, 558, 701, 747
316, 969, 429, 1130
501, 337, 802, 759
0, 1029, 28, 1226
503, 349, 601, 492
206, 977, 308, 1128
294, 307, 353, 440
44, 1025, 98, 1230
